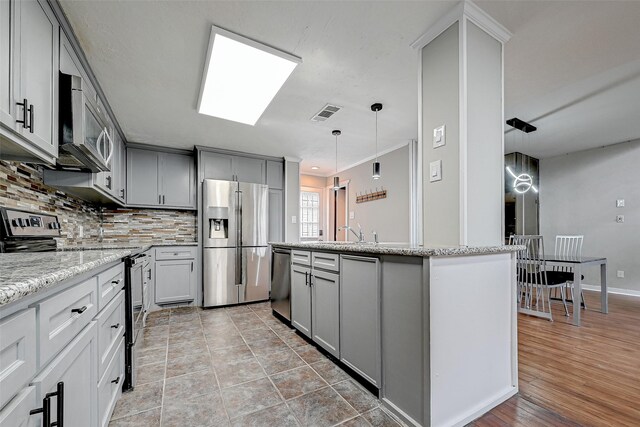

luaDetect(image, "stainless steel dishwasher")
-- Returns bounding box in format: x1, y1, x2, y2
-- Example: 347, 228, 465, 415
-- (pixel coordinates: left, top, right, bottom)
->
271, 247, 291, 321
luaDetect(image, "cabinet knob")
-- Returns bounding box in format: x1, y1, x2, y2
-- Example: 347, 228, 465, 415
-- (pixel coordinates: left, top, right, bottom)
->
111, 376, 120, 385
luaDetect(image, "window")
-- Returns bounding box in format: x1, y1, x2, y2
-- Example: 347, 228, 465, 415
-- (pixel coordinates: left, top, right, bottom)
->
300, 191, 320, 239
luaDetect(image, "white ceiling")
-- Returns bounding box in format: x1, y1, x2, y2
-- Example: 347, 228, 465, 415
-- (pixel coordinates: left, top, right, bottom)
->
60, 1, 640, 174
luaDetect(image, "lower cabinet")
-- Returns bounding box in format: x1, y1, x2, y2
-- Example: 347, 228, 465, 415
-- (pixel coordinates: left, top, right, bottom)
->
0, 386, 39, 427
155, 248, 197, 304
97, 338, 124, 427
31, 322, 97, 427
311, 269, 340, 358
291, 264, 312, 337
340, 255, 381, 387
290, 251, 340, 358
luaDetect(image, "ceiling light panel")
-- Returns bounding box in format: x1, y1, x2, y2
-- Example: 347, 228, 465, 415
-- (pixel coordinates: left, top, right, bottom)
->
198, 25, 301, 126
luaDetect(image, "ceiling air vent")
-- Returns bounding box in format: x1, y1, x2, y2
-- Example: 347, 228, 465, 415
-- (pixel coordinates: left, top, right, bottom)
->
311, 104, 341, 122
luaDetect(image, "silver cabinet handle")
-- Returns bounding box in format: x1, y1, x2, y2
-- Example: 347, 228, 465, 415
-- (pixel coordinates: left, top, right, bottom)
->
162, 195, 165, 204
103, 128, 114, 164
158, 194, 161, 204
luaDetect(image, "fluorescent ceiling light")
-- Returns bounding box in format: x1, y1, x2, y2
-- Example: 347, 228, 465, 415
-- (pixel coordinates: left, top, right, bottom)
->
311, 166, 319, 170
197, 25, 301, 126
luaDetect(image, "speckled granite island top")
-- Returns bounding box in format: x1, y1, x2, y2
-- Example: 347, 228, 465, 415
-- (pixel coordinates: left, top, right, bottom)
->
0, 248, 138, 307
270, 241, 524, 257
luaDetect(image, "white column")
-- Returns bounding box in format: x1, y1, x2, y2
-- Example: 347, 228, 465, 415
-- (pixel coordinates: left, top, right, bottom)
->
414, 1, 511, 247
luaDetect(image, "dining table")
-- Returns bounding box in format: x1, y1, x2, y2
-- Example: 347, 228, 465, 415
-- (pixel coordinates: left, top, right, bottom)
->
545, 255, 608, 326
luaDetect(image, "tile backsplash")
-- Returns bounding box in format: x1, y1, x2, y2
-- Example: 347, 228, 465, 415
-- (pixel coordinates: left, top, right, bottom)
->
0, 160, 197, 247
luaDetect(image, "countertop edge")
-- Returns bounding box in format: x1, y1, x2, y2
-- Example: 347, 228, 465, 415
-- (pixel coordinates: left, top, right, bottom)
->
269, 242, 524, 257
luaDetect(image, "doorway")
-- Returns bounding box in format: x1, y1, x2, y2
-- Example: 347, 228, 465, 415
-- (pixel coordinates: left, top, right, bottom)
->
328, 183, 348, 241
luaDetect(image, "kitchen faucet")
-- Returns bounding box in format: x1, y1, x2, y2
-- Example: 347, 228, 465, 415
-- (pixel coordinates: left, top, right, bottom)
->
339, 224, 365, 243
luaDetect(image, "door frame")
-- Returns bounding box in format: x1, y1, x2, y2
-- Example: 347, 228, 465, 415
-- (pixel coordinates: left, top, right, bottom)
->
325, 179, 349, 242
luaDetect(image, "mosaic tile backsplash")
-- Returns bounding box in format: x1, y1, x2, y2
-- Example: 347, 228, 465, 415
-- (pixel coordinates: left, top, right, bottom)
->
0, 160, 197, 247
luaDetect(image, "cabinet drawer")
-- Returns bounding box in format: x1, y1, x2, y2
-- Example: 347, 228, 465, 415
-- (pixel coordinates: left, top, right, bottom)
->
312, 252, 340, 273
97, 263, 124, 311
155, 246, 196, 261
97, 338, 124, 427
96, 291, 125, 380
37, 277, 97, 368
0, 386, 39, 427
292, 250, 311, 266
0, 309, 37, 410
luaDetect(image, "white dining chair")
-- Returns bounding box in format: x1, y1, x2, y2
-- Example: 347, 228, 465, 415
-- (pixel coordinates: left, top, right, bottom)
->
554, 235, 587, 310
510, 235, 570, 321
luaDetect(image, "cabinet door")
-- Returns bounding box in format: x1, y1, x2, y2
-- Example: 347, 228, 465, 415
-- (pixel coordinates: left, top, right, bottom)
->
311, 269, 340, 358
117, 134, 126, 201
126, 148, 160, 206
200, 151, 233, 181
266, 160, 283, 189
0, 309, 36, 410
0, 0, 13, 126
291, 264, 312, 338
160, 152, 195, 208
0, 386, 40, 427
340, 255, 381, 387
31, 323, 96, 427
155, 259, 196, 304
233, 156, 266, 184
268, 189, 283, 242
95, 122, 114, 195
14, 0, 58, 156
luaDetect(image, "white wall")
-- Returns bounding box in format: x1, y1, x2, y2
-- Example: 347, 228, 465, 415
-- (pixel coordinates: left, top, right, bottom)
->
326, 145, 411, 243
539, 140, 640, 293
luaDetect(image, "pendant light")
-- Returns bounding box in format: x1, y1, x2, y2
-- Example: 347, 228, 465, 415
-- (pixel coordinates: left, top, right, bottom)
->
332, 130, 341, 190
371, 103, 383, 179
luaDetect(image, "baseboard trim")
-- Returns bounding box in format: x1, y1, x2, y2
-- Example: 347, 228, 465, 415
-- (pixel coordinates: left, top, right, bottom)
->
438, 386, 518, 427
581, 284, 640, 298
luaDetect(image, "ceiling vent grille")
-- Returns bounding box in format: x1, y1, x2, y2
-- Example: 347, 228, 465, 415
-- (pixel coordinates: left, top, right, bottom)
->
311, 104, 341, 122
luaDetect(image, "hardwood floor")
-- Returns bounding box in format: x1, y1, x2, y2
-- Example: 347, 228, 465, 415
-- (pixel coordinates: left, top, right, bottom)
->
472, 291, 640, 427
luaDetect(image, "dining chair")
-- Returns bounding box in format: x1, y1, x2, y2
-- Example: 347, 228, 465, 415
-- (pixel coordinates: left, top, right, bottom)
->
510, 235, 570, 321
553, 235, 587, 309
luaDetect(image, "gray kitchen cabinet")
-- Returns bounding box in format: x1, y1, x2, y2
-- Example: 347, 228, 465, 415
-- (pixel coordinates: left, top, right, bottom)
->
127, 148, 195, 209
95, 115, 117, 196
0, 0, 59, 164
291, 264, 312, 338
200, 151, 233, 181
155, 259, 196, 304
266, 160, 284, 189
311, 269, 340, 358
199, 150, 266, 184
31, 322, 97, 427
0, 386, 39, 427
268, 189, 283, 242
0, 0, 12, 127
233, 155, 265, 184
340, 255, 381, 387
126, 148, 159, 206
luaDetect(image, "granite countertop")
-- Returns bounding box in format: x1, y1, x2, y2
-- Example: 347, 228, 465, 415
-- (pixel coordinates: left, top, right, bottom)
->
270, 241, 524, 257
58, 241, 198, 251
0, 248, 138, 307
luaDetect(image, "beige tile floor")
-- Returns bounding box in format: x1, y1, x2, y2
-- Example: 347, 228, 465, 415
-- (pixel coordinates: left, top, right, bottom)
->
109, 302, 403, 427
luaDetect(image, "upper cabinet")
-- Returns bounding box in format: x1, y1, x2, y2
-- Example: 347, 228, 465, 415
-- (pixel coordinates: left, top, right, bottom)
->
127, 148, 196, 210
200, 151, 266, 184
0, 0, 59, 164
266, 160, 283, 189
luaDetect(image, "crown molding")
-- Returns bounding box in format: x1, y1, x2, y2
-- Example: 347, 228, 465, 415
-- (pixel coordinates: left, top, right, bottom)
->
411, 0, 511, 50
284, 156, 302, 163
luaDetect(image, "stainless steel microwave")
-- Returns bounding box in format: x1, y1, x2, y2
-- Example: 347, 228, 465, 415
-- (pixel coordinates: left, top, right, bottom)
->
57, 73, 113, 172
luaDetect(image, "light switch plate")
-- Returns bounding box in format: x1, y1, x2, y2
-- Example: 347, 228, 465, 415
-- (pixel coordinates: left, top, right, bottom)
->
616, 199, 625, 208
616, 215, 624, 223
433, 125, 446, 148
349, 211, 355, 220
617, 270, 625, 278
291, 216, 297, 224
429, 160, 442, 182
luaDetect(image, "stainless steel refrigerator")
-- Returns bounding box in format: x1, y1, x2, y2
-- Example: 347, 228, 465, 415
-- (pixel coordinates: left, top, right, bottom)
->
202, 179, 270, 307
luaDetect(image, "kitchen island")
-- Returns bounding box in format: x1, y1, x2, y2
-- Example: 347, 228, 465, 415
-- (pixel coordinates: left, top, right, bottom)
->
271, 241, 521, 427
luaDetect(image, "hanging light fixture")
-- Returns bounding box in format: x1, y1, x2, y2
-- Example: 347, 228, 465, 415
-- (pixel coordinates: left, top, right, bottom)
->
371, 103, 383, 179
332, 130, 341, 190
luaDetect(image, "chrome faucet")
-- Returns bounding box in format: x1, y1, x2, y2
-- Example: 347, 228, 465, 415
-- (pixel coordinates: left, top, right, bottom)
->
372, 230, 378, 244
339, 224, 365, 243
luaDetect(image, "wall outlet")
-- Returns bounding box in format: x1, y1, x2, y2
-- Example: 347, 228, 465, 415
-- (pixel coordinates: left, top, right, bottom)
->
616, 199, 625, 208
349, 211, 355, 220
616, 215, 625, 223
78, 225, 84, 238
617, 270, 625, 278
291, 216, 297, 224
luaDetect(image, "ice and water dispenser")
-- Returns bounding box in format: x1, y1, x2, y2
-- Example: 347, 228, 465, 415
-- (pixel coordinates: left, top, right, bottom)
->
207, 207, 229, 239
